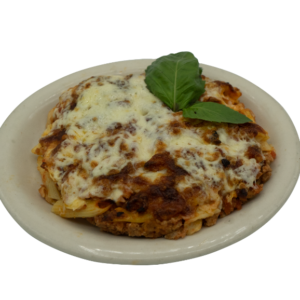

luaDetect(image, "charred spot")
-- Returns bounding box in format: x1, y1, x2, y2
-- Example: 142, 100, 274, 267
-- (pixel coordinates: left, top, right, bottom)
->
172, 128, 181, 135
144, 152, 188, 176
100, 213, 112, 222
97, 162, 134, 183
69, 101, 77, 110
203, 130, 221, 145
128, 176, 149, 188
170, 121, 181, 128
51, 142, 63, 156
135, 161, 146, 169
116, 212, 124, 217
69, 88, 79, 111
153, 187, 186, 221
184, 119, 206, 128
108, 137, 119, 147
100, 209, 118, 222
167, 161, 188, 176
97, 199, 116, 208
124, 123, 136, 135
237, 188, 248, 201
129, 183, 186, 221
162, 187, 180, 201
211, 131, 221, 145
102, 172, 124, 182
39, 129, 67, 146
62, 164, 78, 182
157, 176, 176, 188
181, 186, 204, 204
221, 158, 230, 168
40, 162, 47, 170
238, 123, 266, 138
106, 122, 122, 136
211, 131, 221, 144
125, 152, 135, 159
161, 187, 181, 201
147, 185, 163, 198
246, 145, 263, 163
71, 91, 79, 102
231, 159, 243, 169
144, 152, 169, 172
195, 161, 206, 170
126, 193, 148, 213
102, 180, 189, 222
183, 121, 193, 127
106, 169, 120, 176
120, 162, 134, 175
85, 83, 91, 89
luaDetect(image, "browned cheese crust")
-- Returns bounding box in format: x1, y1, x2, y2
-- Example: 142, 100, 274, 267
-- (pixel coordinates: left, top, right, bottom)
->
32, 74, 276, 239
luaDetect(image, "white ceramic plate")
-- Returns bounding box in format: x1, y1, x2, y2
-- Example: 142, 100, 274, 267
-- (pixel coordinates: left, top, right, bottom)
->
0, 60, 299, 265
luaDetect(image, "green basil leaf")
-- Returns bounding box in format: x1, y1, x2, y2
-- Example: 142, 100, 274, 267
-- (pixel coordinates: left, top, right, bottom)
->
183, 102, 252, 124
145, 52, 205, 112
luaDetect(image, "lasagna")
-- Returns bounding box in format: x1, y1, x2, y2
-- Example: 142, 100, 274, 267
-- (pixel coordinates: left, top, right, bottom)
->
32, 73, 276, 239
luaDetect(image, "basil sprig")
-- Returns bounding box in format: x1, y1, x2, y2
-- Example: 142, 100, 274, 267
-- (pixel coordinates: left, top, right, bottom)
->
145, 52, 252, 124
183, 102, 251, 123
145, 52, 205, 112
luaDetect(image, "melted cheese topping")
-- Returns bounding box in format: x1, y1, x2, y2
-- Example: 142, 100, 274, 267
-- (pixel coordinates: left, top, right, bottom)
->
46, 74, 262, 209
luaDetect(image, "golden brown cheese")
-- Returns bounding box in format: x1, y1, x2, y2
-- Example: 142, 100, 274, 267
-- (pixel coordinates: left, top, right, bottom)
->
32, 74, 276, 239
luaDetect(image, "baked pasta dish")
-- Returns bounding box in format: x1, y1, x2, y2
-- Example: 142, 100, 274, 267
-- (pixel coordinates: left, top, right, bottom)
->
32, 73, 276, 239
